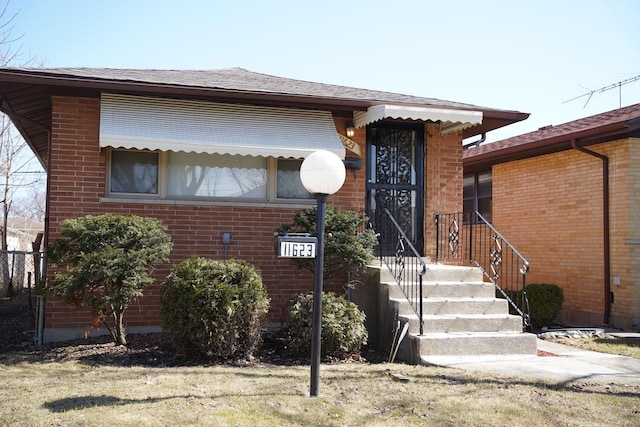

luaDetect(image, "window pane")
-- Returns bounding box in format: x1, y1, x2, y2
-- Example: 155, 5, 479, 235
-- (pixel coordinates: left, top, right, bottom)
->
110, 150, 158, 194
463, 174, 475, 199
463, 199, 475, 215
477, 171, 492, 198
277, 159, 313, 199
478, 197, 492, 222
167, 152, 266, 198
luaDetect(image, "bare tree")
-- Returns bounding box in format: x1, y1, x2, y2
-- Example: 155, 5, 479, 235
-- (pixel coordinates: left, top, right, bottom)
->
0, 0, 46, 296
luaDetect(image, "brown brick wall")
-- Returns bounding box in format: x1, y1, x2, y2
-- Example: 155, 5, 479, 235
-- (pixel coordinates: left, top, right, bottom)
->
425, 124, 463, 258
44, 96, 465, 338
493, 138, 639, 328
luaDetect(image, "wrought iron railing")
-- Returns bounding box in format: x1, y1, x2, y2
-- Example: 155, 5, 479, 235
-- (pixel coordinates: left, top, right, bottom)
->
374, 208, 426, 335
434, 212, 531, 328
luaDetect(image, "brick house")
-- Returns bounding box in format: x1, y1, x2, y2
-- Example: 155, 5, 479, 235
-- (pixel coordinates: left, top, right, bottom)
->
464, 103, 640, 329
0, 67, 528, 342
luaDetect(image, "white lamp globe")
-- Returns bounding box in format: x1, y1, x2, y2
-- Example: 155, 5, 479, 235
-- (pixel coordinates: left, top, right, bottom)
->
300, 150, 346, 195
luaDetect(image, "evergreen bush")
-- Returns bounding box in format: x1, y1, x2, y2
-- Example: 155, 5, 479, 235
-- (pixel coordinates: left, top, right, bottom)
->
526, 283, 564, 329
507, 283, 564, 329
47, 214, 172, 345
277, 207, 377, 280
285, 291, 367, 358
160, 257, 270, 360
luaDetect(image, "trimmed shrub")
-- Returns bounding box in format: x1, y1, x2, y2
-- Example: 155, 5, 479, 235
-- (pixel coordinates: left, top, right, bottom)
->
277, 207, 377, 280
285, 291, 368, 358
47, 214, 172, 345
525, 283, 564, 329
160, 257, 270, 361
504, 283, 565, 330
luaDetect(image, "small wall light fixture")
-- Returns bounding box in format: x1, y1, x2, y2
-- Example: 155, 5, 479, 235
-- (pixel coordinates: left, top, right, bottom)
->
346, 125, 355, 138
221, 232, 231, 260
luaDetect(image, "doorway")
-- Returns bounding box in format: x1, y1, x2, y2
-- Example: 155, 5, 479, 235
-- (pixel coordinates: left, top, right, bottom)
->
366, 124, 424, 255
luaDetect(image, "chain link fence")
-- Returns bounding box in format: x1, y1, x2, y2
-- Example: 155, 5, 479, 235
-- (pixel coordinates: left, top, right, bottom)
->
0, 250, 45, 296
0, 250, 45, 346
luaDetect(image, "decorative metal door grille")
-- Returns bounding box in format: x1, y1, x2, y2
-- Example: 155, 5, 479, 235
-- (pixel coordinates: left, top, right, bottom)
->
366, 125, 424, 255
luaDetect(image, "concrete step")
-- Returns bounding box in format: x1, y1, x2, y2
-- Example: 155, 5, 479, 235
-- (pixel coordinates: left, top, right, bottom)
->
405, 281, 496, 298
415, 332, 538, 357
379, 262, 485, 284
401, 313, 524, 334
415, 297, 510, 315
426, 297, 509, 315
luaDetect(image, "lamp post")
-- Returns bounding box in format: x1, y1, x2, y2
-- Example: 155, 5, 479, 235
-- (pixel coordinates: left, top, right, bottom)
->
299, 150, 346, 397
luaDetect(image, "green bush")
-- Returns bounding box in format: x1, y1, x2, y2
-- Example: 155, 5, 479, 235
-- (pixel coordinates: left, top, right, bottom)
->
47, 214, 172, 345
505, 283, 564, 329
525, 283, 564, 329
160, 257, 270, 361
285, 292, 368, 358
277, 207, 377, 280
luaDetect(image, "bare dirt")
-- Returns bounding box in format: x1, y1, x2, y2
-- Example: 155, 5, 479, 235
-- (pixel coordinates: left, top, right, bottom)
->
0, 291, 386, 367
0, 291, 38, 351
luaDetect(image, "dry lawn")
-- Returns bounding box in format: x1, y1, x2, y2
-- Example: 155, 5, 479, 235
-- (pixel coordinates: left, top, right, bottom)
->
1, 344, 639, 426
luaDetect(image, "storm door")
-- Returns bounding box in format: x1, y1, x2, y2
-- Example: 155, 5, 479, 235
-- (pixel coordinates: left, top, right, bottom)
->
366, 124, 424, 255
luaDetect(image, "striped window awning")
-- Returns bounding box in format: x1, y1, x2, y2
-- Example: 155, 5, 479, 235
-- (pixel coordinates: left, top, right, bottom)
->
99, 94, 346, 159
353, 104, 482, 134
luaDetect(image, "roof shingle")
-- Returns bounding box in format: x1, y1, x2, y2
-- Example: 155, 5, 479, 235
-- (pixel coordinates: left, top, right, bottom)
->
464, 103, 640, 165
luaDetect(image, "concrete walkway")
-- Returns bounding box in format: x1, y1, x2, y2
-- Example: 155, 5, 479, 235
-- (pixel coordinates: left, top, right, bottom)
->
421, 333, 640, 385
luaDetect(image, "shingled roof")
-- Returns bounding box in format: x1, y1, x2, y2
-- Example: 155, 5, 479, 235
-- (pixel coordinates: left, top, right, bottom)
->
464, 103, 640, 170
0, 67, 529, 167
0, 67, 510, 110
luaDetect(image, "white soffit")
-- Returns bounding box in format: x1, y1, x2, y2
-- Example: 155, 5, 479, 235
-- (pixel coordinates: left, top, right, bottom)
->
353, 104, 483, 134
99, 94, 345, 159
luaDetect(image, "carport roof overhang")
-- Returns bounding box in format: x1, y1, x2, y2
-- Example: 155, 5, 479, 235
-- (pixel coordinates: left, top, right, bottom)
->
0, 68, 530, 170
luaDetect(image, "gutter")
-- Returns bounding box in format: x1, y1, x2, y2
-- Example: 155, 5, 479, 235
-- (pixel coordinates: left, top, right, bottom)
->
570, 138, 611, 325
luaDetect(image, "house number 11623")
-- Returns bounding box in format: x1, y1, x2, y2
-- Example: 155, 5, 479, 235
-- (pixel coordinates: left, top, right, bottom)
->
279, 241, 316, 258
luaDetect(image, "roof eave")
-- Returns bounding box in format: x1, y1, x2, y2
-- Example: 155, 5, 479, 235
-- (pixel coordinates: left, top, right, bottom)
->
464, 120, 640, 171
0, 69, 531, 119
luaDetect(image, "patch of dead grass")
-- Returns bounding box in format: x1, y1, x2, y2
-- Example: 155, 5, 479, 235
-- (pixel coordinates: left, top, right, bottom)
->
546, 334, 640, 359
1, 352, 639, 426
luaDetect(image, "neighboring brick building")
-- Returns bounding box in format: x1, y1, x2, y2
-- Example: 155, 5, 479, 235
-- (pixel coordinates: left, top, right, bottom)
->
0, 67, 528, 342
464, 103, 640, 330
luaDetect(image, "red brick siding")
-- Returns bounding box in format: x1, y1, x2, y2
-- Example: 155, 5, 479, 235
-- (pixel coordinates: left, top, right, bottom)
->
425, 124, 463, 258
45, 97, 367, 333
45, 96, 465, 335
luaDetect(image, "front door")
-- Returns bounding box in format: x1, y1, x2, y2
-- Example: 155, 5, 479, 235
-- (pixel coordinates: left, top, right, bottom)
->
366, 124, 424, 255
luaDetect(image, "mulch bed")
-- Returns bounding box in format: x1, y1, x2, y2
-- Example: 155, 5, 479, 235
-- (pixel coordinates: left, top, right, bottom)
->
0, 292, 387, 367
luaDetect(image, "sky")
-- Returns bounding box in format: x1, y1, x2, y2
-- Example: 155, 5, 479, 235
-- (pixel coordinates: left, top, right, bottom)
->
6, 0, 640, 148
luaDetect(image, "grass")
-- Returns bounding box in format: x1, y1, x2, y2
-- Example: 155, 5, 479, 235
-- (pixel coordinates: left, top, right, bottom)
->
545, 334, 640, 359
1, 349, 639, 426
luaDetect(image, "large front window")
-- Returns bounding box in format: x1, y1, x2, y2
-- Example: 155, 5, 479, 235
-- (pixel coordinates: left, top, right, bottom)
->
108, 149, 312, 201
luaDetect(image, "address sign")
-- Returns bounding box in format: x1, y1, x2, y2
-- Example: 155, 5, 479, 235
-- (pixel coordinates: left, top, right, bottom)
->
276, 234, 317, 258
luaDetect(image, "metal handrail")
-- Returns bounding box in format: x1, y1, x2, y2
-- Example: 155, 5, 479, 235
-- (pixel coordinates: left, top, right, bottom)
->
375, 208, 426, 335
434, 212, 531, 328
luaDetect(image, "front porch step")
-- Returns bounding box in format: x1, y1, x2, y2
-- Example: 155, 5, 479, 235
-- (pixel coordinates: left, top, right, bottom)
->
415, 332, 537, 357
390, 296, 509, 316
421, 281, 496, 298
401, 313, 524, 333
354, 263, 537, 365
379, 262, 484, 284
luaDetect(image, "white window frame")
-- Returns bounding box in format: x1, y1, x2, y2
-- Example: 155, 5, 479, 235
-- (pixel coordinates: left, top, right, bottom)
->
105, 148, 314, 204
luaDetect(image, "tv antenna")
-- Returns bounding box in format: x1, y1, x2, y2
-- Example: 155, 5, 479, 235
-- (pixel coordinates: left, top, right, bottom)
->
563, 74, 640, 108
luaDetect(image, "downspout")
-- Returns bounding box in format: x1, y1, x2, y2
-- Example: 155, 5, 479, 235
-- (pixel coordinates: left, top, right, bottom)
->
463, 132, 486, 149
570, 138, 611, 325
